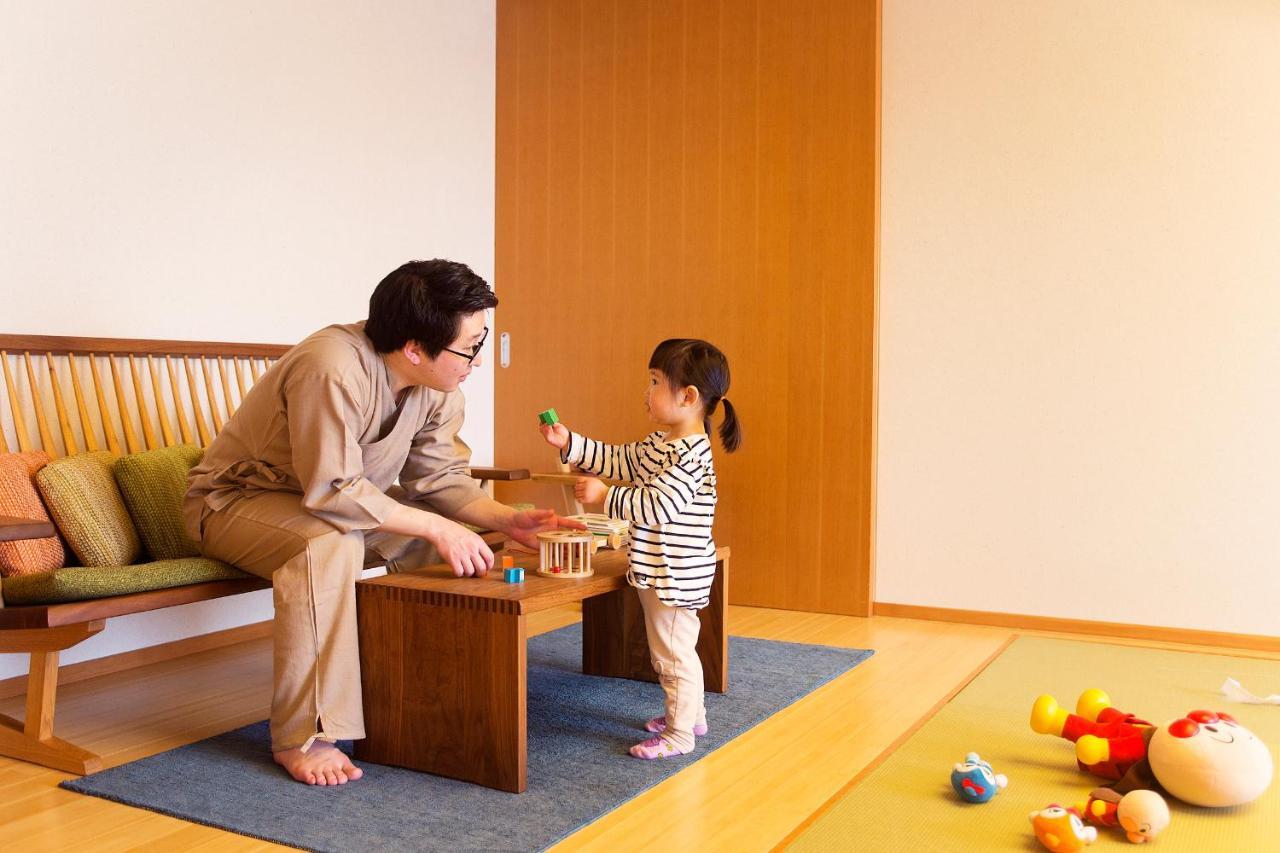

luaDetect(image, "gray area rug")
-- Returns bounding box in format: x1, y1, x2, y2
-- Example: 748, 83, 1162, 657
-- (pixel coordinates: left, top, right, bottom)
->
63, 623, 872, 851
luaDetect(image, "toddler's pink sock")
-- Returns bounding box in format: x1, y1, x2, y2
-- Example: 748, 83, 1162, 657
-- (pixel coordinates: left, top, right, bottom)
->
629, 735, 690, 760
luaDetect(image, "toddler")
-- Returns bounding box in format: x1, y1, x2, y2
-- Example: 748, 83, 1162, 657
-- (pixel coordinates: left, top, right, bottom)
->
540, 339, 742, 758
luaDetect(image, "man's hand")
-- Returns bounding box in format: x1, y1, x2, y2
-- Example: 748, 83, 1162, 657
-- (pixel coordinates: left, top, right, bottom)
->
428, 516, 494, 577
506, 508, 587, 550
575, 476, 607, 504
539, 422, 570, 450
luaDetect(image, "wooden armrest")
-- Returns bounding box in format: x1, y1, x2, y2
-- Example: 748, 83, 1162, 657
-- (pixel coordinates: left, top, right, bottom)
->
530, 472, 629, 489
0, 515, 57, 543
468, 467, 531, 481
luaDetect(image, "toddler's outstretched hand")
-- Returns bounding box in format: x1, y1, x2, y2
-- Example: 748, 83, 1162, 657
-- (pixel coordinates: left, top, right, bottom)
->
539, 422, 570, 450
575, 477, 607, 504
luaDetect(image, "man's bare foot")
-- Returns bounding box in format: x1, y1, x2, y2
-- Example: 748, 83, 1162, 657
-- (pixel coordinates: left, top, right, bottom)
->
273, 740, 364, 785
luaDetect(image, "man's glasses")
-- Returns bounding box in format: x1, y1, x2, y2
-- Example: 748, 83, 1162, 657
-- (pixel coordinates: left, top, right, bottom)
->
442, 326, 489, 364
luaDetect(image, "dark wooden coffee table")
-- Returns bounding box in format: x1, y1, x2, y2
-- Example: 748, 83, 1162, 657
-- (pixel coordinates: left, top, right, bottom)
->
354, 546, 729, 792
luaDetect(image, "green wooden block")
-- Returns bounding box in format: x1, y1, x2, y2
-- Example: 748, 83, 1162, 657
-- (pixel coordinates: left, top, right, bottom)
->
538, 408, 559, 425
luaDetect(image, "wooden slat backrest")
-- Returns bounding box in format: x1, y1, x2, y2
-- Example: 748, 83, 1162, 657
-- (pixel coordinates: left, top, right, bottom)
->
0, 334, 291, 459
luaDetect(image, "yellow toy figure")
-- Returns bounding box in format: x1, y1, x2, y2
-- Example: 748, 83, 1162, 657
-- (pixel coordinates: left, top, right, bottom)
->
1079, 788, 1171, 844
1032, 687, 1273, 808
1030, 804, 1098, 852
1031, 688, 1153, 780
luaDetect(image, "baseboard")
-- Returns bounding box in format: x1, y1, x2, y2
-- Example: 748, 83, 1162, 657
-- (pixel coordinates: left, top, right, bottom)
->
873, 602, 1280, 654
0, 620, 273, 700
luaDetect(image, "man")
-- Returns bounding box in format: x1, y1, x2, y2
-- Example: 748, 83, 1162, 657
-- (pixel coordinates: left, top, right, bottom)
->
184, 259, 580, 785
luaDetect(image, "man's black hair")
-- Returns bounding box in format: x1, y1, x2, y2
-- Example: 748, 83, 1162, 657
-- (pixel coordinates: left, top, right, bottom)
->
365, 259, 498, 356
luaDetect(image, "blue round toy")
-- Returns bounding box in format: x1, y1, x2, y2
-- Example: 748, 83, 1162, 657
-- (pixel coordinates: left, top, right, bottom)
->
951, 752, 1007, 803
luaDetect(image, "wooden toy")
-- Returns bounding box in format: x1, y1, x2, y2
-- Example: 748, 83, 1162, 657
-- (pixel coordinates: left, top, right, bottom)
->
567, 513, 630, 550
501, 555, 515, 569
536, 530, 596, 578
503, 567, 525, 583
538, 408, 559, 425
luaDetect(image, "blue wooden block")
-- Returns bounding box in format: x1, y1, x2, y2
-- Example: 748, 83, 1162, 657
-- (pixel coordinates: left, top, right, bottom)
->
503, 567, 525, 583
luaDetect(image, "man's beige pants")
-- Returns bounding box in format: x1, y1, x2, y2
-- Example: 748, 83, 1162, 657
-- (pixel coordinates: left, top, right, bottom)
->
191, 491, 436, 753
636, 586, 706, 753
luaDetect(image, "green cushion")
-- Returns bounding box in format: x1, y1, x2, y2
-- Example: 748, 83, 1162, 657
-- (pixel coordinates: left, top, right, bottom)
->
0, 557, 255, 605
35, 451, 141, 567
114, 444, 204, 560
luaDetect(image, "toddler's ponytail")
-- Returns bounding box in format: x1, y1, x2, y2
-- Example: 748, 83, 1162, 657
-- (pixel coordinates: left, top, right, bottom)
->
717, 398, 742, 453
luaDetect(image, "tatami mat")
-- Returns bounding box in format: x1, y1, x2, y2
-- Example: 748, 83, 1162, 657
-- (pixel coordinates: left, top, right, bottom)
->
787, 636, 1280, 852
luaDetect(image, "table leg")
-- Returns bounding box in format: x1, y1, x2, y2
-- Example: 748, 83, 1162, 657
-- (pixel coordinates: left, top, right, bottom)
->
355, 590, 528, 792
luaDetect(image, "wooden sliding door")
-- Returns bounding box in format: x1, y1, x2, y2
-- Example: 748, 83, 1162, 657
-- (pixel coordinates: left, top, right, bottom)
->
494, 0, 879, 615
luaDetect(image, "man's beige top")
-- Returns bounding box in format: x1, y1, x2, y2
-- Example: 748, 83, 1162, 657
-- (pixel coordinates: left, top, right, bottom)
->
187, 322, 486, 533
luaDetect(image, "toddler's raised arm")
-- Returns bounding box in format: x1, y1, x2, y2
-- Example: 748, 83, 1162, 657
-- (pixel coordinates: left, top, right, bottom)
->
562, 431, 650, 482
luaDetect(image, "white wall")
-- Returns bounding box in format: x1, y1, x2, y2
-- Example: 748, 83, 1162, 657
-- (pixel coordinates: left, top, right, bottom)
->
0, 0, 495, 678
877, 1, 1280, 635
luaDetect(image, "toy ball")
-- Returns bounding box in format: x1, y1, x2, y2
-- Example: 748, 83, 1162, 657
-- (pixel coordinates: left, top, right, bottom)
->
950, 752, 1007, 803
1030, 804, 1097, 852
1116, 789, 1170, 844
1147, 709, 1273, 807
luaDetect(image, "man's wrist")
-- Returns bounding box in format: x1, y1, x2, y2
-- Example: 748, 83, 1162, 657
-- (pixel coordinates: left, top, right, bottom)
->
416, 509, 446, 541
498, 503, 521, 535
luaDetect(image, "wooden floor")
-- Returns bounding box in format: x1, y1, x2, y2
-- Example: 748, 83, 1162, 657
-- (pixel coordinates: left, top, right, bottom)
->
1, 607, 1274, 852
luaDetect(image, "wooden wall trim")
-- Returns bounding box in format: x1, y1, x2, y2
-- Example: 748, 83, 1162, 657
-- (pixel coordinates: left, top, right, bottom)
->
873, 602, 1280, 653
0, 620, 272, 700
867, 0, 884, 615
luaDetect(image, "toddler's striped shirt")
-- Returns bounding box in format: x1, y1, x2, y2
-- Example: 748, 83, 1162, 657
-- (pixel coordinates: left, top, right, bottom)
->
563, 430, 717, 610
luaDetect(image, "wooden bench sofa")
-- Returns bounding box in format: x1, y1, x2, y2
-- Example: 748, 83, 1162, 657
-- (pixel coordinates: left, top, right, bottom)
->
0, 334, 520, 774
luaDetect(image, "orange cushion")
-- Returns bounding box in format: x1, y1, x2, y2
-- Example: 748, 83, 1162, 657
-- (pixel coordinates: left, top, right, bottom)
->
0, 451, 66, 577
